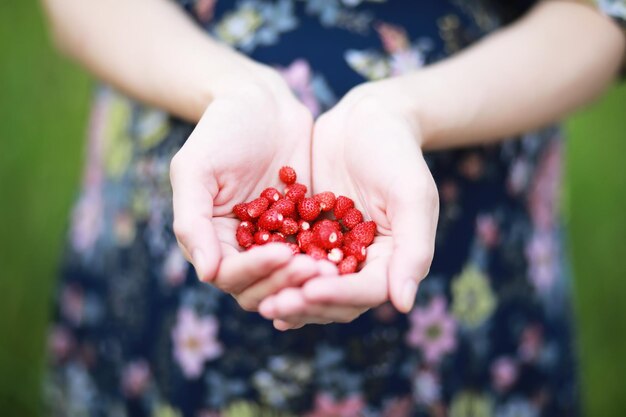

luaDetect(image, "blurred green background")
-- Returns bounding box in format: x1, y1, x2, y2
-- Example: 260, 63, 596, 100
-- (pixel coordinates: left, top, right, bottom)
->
1, 2, 625, 416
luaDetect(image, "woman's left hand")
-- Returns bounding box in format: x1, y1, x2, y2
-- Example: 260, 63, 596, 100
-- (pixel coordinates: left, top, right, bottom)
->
258, 82, 440, 330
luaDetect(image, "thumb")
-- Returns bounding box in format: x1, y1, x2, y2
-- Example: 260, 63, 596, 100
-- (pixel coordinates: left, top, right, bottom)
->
387, 192, 437, 313
170, 155, 222, 282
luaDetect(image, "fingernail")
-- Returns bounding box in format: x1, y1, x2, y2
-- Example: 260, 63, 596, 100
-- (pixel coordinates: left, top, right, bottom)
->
259, 299, 275, 318
402, 280, 418, 312
192, 249, 206, 280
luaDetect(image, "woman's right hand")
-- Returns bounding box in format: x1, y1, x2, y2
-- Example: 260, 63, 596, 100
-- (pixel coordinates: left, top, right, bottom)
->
170, 63, 334, 312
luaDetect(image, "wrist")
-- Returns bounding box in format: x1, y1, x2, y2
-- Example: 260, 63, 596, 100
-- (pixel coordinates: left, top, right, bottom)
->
192, 41, 293, 119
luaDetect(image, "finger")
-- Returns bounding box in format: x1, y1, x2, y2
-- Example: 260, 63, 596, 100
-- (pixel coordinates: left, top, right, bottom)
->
235, 255, 321, 312
273, 319, 306, 331
387, 180, 438, 313
263, 288, 366, 323
302, 269, 388, 308
170, 154, 221, 282
215, 243, 294, 295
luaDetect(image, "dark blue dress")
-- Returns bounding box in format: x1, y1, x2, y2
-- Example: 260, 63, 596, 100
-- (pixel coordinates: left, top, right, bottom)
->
45, 1, 626, 416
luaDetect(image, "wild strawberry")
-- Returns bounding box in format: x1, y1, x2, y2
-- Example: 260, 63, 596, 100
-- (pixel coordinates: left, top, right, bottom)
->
285, 183, 307, 203
280, 218, 298, 235
258, 210, 284, 231
306, 245, 327, 260
279, 166, 297, 185
342, 208, 363, 230
254, 230, 271, 245
261, 187, 282, 202
327, 248, 344, 264
342, 239, 367, 262
233, 203, 251, 221
247, 197, 270, 218
312, 219, 341, 234
270, 198, 295, 217
298, 197, 321, 221
347, 221, 377, 245
299, 220, 311, 231
314, 192, 336, 212
338, 255, 358, 275
315, 225, 343, 250
297, 230, 315, 251
237, 221, 256, 234
334, 196, 355, 219
269, 233, 286, 243
285, 242, 301, 255
236, 227, 254, 248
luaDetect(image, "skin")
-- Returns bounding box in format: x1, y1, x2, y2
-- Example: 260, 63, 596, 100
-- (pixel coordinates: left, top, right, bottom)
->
43, 0, 624, 329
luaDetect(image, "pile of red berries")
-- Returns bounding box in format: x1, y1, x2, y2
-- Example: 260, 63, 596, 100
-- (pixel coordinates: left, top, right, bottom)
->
233, 166, 376, 275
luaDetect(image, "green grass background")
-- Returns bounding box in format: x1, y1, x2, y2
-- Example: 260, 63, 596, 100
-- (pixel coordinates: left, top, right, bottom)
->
0, 2, 624, 416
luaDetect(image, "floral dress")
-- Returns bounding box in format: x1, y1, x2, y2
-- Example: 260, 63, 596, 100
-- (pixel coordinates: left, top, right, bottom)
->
45, 1, 626, 416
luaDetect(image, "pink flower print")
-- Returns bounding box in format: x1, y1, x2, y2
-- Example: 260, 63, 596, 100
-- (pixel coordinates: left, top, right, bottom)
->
406, 296, 457, 363
306, 393, 365, 417
278, 59, 320, 116
121, 360, 151, 398
61, 284, 85, 326
518, 324, 544, 363
48, 325, 75, 363
525, 231, 558, 293
163, 245, 189, 287
528, 141, 561, 231
476, 214, 499, 248
375, 22, 410, 54
382, 396, 413, 417
70, 190, 103, 254
172, 308, 222, 379
195, 0, 217, 23
491, 356, 518, 392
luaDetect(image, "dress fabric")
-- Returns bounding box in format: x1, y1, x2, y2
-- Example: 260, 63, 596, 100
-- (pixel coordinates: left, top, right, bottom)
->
45, 1, 625, 416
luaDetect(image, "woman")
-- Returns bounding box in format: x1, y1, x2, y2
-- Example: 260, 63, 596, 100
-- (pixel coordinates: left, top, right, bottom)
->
43, 0, 625, 416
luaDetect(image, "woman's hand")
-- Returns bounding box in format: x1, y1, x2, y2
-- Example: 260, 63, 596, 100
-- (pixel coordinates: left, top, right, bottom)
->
170, 65, 335, 312
258, 82, 439, 329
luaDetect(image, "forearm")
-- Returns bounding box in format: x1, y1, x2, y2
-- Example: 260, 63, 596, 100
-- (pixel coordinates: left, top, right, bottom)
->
42, 0, 273, 122
376, 1, 625, 150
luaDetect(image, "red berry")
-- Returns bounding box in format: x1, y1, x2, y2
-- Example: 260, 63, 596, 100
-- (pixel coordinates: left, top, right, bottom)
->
306, 245, 327, 260
254, 230, 271, 245
237, 221, 256, 234
327, 248, 344, 264
233, 203, 251, 221
236, 228, 254, 248
343, 239, 367, 262
247, 197, 270, 218
299, 220, 311, 231
314, 192, 336, 212
285, 183, 307, 203
279, 166, 297, 185
334, 196, 355, 219
298, 197, 321, 221
297, 230, 315, 251
342, 208, 363, 230
338, 255, 358, 275
347, 221, 377, 246
261, 187, 282, 202
285, 242, 301, 255
280, 218, 298, 235
316, 225, 343, 250
269, 233, 286, 243
270, 199, 295, 217
312, 219, 341, 235
258, 210, 284, 231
